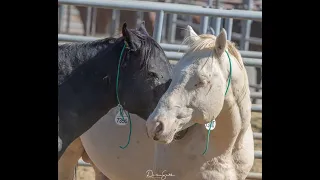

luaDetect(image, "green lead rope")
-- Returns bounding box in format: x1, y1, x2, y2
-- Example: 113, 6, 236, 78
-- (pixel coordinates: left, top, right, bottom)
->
201, 50, 232, 155
116, 44, 132, 149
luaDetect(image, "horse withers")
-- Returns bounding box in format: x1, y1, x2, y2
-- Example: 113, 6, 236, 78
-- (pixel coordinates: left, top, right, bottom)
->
58, 22, 172, 160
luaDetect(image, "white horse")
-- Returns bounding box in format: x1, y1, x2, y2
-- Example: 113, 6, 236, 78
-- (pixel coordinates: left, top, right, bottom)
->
61, 26, 254, 180
145, 26, 254, 179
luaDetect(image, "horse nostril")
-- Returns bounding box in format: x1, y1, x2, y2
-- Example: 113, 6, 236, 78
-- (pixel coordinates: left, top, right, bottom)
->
155, 121, 164, 135
153, 136, 159, 141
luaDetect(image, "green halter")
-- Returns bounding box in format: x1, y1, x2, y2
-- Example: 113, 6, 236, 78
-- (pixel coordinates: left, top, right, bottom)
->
116, 43, 132, 149
201, 50, 232, 155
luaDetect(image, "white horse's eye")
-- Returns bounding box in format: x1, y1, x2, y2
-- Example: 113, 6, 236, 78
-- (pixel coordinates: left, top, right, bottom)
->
195, 79, 209, 88
194, 73, 210, 88
194, 82, 201, 87
194, 82, 204, 87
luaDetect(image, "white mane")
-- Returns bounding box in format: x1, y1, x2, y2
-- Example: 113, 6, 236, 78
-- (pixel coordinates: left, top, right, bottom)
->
182, 33, 245, 70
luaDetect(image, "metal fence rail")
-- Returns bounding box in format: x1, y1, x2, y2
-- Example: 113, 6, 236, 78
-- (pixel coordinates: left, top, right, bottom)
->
58, 34, 262, 67
251, 104, 262, 112
255, 151, 262, 159
253, 132, 262, 140
58, 34, 262, 59
159, 43, 262, 59
58, 0, 262, 21
232, 32, 262, 46
165, 52, 261, 67
247, 172, 262, 179
250, 92, 262, 99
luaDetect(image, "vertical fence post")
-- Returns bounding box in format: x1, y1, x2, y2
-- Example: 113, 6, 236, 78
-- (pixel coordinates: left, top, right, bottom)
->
187, 14, 193, 27
91, 7, 97, 37
200, 15, 209, 34
225, 18, 233, 40
208, 0, 214, 7
162, 13, 167, 42
110, 10, 117, 36
85, 7, 92, 36
66, 5, 71, 33
110, 10, 120, 37
153, 10, 164, 43
58, 5, 64, 33
200, 0, 213, 35
137, 11, 144, 27
240, 0, 253, 50
167, 0, 178, 43
214, 16, 221, 35
168, 13, 177, 43
209, 0, 221, 35
109, 9, 121, 36
216, 0, 221, 9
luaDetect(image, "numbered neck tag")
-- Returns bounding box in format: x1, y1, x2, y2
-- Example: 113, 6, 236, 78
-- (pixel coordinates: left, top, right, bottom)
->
205, 120, 216, 131
115, 109, 129, 126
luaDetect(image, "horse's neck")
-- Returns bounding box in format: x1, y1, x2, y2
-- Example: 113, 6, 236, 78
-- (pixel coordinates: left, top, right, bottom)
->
212, 55, 251, 154
58, 39, 124, 141
58, 38, 118, 85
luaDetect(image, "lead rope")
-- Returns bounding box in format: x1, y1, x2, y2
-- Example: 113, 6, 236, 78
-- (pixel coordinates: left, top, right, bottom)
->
202, 50, 232, 155
116, 43, 132, 149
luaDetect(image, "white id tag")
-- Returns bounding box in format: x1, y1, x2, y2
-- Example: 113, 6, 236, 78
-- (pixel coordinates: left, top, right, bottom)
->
205, 120, 216, 131
115, 110, 129, 126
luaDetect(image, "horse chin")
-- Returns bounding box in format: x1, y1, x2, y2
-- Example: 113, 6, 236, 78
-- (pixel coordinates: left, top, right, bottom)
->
156, 140, 171, 144
155, 133, 175, 144
157, 128, 189, 144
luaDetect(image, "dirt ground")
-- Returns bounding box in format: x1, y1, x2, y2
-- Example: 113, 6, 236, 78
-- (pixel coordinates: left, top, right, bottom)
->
74, 112, 262, 180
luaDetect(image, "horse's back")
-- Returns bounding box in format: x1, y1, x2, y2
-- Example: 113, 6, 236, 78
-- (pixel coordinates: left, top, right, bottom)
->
58, 44, 77, 85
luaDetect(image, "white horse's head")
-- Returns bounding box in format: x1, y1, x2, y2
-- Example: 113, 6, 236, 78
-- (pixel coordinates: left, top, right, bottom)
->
146, 26, 241, 143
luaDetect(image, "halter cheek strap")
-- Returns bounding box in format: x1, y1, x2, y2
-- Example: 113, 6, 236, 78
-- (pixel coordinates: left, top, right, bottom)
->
201, 50, 232, 155
116, 43, 133, 149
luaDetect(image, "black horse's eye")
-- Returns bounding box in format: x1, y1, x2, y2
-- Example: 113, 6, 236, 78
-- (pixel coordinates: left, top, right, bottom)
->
147, 72, 158, 78
102, 75, 111, 85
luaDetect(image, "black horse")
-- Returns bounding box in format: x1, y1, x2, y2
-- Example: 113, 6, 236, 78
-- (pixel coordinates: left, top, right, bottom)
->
58, 22, 172, 160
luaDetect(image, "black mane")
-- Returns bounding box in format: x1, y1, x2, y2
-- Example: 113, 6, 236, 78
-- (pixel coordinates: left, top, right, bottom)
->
58, 30, 165, 85
127, 30, 165, 71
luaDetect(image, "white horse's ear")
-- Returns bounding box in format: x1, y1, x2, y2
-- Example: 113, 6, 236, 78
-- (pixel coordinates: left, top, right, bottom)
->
215, 28, 227, 56
185, 25, 200, 44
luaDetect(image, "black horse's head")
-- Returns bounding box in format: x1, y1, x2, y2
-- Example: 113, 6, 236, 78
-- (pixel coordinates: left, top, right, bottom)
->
117, 22, 172, 119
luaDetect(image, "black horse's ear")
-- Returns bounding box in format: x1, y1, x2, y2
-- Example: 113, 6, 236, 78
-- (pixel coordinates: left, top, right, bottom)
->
137, 21, 149, 36
122, 22, 139, 51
